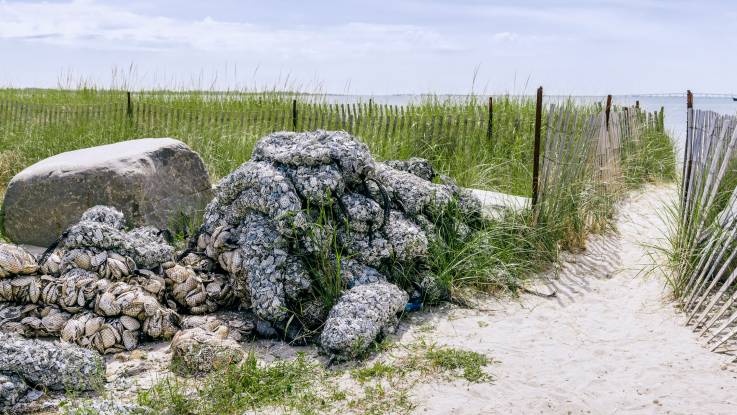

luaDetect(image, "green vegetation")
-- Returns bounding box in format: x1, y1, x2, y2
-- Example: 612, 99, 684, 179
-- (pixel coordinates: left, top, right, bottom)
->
425, 204, 557, 301
351, 361, 400, 382
657, 114, 735, 300
0, 88, 675, 301
621, 118, 677, 188
425, 345, 493, 382
61, 341, 494, 415
0, 89, 536, 195
139, 352, 328, 414
10, 87, 677, 414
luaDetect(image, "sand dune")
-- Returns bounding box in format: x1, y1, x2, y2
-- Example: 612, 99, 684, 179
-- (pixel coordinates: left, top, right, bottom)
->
402, 185, 737, 414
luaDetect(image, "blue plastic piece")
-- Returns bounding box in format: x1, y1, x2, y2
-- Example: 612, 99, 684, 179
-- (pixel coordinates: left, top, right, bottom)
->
404, 301, 422, 312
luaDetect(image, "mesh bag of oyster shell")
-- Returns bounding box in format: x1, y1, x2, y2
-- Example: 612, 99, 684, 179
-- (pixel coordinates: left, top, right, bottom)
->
0, 371, 29, 410
320, 281, 408, 356
80, 205, 126, 230
0, 243, 38, 279
59, 221, 174, 270
0, 303, 72, 337
0, 331, 105, 391
180, 310, 256, 342
164, 263, 236, 315
60, 400, 149, 415
200, 213, 311, 323
192, 130, 482, 351
39, 250, 62, 276
384, 157, 437, 182
61, 312, 140, 354
54, 268, 107, 312
170, 326, 245, 373
0, 274, 45, 304
39, 205, 173, 271
92, 280, 179, 339
59, 248, 137, 279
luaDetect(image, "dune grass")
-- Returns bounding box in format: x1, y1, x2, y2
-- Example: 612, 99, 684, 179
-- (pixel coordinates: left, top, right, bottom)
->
0, 87, 675, 298
0, 88, 535, 194
1, 86, 678, 414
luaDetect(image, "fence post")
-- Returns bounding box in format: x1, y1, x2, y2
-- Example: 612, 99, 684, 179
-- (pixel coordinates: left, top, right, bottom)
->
126, 91, 132, 120
635, 100, 639, 109
682, 90, 694, 217
487, 96, 493, 142
605, 94, 612, 129
531, 86, 543, 209
292, 99, 298, 131
659, 106, 665, 131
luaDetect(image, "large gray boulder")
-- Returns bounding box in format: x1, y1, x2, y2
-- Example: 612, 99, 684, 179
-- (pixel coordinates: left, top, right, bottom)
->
2, 138, 212, 247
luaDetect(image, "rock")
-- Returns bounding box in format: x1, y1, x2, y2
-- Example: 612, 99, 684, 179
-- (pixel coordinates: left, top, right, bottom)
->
0, 332, 105, 391
2, 138, 212, 247
469, 188, 530, 219
320, 281, 408, 356
170, 327, 245, 373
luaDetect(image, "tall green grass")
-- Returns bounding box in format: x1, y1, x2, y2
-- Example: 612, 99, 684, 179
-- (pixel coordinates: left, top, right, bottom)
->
0, 89, 536, 194
658, 114, 737, 299
0, 87, 675, 299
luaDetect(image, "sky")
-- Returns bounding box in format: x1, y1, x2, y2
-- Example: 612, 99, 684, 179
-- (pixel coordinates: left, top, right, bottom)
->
0, 0, 735, 95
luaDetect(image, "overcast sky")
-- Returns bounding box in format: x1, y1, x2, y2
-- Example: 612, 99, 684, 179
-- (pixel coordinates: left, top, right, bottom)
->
0, 0, 734, 95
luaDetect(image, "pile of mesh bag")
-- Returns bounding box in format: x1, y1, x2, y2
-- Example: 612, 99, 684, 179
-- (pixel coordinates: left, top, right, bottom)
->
0, 206, 237, 355
0, 130, 482, 358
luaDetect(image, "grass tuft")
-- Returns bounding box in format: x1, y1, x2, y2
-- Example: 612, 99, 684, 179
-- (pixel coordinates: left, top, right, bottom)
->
425, 346, 493, 383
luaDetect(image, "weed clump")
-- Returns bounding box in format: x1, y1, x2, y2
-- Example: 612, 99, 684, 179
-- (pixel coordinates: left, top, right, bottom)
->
425, 346, 493, 383
126, 341, 494, 414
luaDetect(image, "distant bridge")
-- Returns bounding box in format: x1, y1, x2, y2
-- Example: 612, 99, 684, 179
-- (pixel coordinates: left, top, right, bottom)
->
616, 92, 736, 98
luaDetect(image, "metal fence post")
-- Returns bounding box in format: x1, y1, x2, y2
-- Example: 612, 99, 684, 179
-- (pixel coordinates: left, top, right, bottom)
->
531, 86, 543, 208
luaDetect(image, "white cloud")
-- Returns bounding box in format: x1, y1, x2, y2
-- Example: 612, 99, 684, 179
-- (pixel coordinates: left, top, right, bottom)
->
492, 32, 519, 42
2, 0, 733, 94
0, 0, 463, 56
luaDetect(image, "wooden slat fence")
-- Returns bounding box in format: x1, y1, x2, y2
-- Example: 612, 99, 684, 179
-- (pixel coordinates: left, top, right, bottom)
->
533, 104, 664, 227
674, 108, 737, 360
0, 94, 662, 200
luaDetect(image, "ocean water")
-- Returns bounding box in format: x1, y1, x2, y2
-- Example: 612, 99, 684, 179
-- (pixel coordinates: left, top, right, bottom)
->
323, 94, 737, 156
613, 96, 737, 143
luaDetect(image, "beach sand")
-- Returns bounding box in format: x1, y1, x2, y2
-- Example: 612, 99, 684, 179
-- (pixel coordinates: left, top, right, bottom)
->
401, 184, 737, 414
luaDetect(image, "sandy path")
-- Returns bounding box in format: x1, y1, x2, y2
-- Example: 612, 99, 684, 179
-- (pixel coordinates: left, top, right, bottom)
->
403, 185, 737, 414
